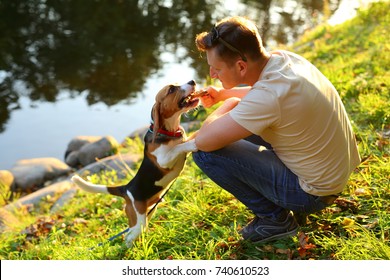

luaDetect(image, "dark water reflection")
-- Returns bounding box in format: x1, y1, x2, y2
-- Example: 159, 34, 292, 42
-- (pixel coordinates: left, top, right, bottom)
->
0, 0, 343, 133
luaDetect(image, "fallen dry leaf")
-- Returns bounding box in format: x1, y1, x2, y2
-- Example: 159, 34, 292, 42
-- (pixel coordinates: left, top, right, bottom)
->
297, 232, 317, 258
275, 248, 293, 259
73, 218, 88, 225
334, 197, 360, 213
21, 217, 56, 240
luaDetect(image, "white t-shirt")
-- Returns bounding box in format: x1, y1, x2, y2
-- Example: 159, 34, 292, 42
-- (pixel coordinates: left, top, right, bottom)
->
230, 50, 361, 196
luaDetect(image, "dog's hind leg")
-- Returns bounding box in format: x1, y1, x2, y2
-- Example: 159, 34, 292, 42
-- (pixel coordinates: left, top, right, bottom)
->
124, 215, 146, 247
123, 191, 147, 247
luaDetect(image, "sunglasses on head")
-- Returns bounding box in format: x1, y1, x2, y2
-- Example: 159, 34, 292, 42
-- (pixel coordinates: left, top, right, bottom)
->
211, 25, 247, 62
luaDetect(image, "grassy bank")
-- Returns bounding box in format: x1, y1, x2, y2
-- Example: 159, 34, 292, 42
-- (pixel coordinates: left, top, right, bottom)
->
1, 1, 389, 260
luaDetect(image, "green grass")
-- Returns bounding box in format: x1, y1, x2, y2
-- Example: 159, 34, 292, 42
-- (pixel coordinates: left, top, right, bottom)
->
1, 1, 389, 260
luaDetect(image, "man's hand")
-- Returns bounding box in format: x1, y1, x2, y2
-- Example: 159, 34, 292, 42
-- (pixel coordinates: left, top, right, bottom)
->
199, 86, 221, 108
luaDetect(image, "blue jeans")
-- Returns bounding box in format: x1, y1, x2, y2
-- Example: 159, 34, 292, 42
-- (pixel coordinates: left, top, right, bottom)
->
192, 136, 330, 221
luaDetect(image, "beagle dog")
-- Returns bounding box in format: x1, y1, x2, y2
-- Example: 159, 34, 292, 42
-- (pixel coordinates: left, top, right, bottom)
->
71, 80, 202, 247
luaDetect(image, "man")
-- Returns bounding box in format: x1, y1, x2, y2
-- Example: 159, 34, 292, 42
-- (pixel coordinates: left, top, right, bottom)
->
191, 16, 361, 243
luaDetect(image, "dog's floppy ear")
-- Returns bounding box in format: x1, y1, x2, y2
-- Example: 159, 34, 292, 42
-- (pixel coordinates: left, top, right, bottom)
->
151, 102, 161, 142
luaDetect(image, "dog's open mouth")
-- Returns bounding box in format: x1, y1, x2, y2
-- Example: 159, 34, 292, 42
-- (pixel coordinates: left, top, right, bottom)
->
180, 89, 208, 108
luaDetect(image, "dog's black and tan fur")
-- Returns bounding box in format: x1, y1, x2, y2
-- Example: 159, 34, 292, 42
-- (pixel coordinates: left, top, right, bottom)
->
71, 80, 200, 247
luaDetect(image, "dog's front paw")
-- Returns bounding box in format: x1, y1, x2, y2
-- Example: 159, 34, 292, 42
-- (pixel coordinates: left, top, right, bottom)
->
157, 154, 178, 169
152, 146, 180, 169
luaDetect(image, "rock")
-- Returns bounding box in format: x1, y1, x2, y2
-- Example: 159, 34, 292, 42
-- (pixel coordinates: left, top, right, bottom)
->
64, 151, 80, 167
50, 188, 78, 213
65, 135, 119, 168
77, 136, 119, 166
64, 136, 102, 160
10, 158, 72, 192
0, 208, 21, 232
0, 170, 14, 207
0, 170, 14, 191
77, 152, 141, 179
4, 179, 74, 213
126, 125, 149, 140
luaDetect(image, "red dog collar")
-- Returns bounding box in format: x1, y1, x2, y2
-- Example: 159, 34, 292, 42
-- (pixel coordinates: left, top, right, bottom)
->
149, 124, 183, 138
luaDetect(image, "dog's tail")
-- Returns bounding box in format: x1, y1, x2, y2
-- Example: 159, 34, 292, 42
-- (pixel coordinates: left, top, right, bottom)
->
71, 175, 126, 198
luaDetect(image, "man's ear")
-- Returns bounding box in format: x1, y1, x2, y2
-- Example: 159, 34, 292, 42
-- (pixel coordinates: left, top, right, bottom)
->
236, 60, 247, 77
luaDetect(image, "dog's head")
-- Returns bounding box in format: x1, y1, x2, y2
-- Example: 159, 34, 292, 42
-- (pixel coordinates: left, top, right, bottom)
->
151, 80, 199, 139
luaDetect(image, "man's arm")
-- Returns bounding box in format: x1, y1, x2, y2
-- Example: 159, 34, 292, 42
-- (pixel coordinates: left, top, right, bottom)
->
191, 97, 252, 152
200, 86, 251, 108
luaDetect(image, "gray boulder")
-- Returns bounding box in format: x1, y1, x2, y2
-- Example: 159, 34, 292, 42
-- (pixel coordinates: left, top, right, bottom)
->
76, 152, 141, 179
4, 179, 74, 213
64, 136, 102, 160
126, 125, 148, 141
0, 170, 14, 206
65, 136, 119, 168
0, 208, 21, 232
10, 158, 71, 192
0, 170, 14, 191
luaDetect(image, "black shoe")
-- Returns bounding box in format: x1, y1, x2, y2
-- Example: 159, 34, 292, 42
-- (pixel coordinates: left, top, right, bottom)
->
239, 212, 298, 243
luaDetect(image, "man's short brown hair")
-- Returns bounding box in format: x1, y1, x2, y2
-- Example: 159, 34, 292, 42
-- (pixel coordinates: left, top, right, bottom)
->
195, 16, 266, 64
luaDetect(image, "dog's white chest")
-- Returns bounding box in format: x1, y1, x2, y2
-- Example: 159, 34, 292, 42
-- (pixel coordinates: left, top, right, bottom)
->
151, 144, 174, 163
151, 143, 187, 187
